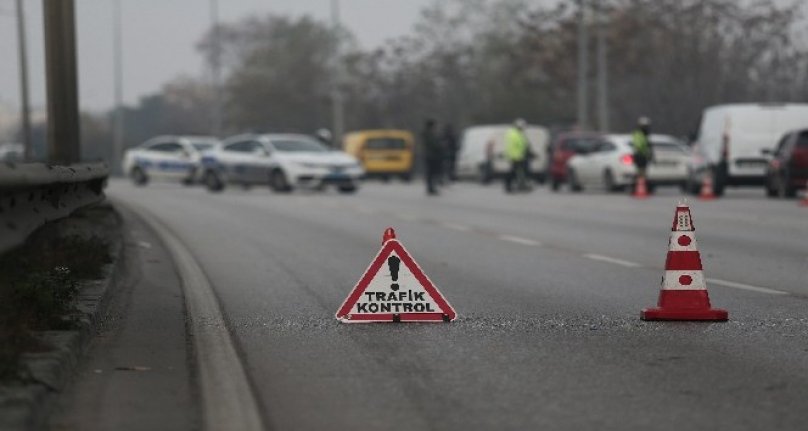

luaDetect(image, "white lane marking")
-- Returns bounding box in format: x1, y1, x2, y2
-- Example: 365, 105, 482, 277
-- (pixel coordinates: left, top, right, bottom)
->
129, 204, 264, 431
498, 235, 541, 246
583, 254, 642, 268
441, 222, 471, 232
706, 278, 788, 295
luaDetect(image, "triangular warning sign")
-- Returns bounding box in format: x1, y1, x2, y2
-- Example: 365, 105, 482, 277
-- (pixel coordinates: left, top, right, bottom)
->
336, 228, 456, 323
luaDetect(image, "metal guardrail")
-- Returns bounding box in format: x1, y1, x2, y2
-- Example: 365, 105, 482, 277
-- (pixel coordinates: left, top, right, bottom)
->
0, 161, 109, 254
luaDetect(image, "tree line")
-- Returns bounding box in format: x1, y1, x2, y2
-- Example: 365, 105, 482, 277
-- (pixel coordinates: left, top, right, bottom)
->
17, 0, 808, 163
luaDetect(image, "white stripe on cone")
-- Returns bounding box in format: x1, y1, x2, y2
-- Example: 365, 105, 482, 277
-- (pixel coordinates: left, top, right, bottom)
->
661, 270, 706, 291
667, 231, 699, 252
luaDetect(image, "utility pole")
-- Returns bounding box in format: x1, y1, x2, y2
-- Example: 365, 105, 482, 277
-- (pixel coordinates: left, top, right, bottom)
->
595, 0, 609, 133
113, 0, 124, 174
15, 0, 32, 160
576, 0, 589, 131
43, 0, 80, 164
210, 0, 223, 137
330, 0, 345, 147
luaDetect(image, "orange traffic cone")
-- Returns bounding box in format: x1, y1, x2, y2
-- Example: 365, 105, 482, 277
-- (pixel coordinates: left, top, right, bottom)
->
632, 175, 649, 199
698, 172, 716, 201
800, 180, 808, 207
641, 203, 728, 321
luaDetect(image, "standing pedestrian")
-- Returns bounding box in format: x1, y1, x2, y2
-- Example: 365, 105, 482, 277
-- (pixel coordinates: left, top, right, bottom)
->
442, 124, 459, 182
504, 118, 529, 193
422, 119, 443, 195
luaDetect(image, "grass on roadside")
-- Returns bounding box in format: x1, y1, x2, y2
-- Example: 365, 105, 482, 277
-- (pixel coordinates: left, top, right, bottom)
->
0, 233, 112, 382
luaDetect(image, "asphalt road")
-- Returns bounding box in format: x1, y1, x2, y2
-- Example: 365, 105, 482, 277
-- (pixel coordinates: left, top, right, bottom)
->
104, 179, 808, 430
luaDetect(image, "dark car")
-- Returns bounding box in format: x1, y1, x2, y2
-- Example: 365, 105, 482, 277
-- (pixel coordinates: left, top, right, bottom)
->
549, 132, 604, 191
765, 129, 808, 198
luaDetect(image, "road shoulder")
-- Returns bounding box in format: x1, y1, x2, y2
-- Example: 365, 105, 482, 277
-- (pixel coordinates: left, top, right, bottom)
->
48, 205, 198, 431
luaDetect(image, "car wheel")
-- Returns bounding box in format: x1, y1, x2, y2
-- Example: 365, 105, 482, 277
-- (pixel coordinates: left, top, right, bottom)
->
204, 170, 224, 192
550, 177, 561, 192
603, 169, 619, 192
338, 184, 358, 194
765, 175, 778, 198
270, 169, 293, 193
568, 169, 583, 192
131, 167, 148, 186
778, 173, 797, 198
400, 173, 412, 182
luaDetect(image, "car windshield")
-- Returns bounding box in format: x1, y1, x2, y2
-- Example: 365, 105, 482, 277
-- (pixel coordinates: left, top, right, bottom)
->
272, 138, 329, 152
366, 138, 407, 150
191, 141, 216, 152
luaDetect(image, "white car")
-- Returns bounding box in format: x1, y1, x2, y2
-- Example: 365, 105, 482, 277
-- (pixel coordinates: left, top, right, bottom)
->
456, 124, 550, 183
122, 135, 218, 186
566, 134, 690, 192
201, 133, 364, 193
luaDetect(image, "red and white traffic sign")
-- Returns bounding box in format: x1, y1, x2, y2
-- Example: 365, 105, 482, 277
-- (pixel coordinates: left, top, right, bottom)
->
336, 228, 457, 323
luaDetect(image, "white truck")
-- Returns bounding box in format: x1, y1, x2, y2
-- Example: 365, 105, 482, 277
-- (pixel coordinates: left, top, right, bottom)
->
687, 103, 808, 195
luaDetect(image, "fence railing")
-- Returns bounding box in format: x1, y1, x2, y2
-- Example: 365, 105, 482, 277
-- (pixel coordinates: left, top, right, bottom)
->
0, 161, 109, 254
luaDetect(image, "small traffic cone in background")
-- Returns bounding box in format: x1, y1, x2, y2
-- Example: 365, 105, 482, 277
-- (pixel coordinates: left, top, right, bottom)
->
641, 203, 728, 321
800, 180, 808, 207
698, 172, 716, 201
633, 175, 649, 199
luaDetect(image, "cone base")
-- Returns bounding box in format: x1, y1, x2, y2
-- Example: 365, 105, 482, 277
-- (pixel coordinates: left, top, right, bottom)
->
641, 307, 728, 321
698, 195, 716, 201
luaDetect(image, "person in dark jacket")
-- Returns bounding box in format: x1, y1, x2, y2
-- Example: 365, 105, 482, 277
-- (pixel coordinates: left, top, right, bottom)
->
442, 124, 459, 181
422, 119, 443, 195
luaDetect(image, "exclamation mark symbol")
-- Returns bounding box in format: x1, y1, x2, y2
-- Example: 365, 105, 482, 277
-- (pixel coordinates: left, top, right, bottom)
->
387, 255, 401, 291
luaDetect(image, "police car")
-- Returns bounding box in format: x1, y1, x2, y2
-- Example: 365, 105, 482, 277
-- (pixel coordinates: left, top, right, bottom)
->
122, 135, 219, 186
201, 133, 364, 193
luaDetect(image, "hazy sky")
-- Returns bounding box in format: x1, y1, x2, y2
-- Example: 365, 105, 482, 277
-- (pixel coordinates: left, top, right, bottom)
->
0, 0, 432, 113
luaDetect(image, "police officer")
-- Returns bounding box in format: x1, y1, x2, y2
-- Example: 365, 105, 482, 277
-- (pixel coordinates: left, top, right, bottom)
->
504, 118, 529, 193
632, 117, 655, 183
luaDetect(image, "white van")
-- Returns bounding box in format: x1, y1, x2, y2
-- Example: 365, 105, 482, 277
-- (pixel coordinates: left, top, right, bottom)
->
688, 103, 808, 195
456, 124, 549, 183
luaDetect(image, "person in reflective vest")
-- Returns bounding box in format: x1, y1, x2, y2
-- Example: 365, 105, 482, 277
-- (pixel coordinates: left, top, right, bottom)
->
504, 118, 530, 193
632, 117, 655, 180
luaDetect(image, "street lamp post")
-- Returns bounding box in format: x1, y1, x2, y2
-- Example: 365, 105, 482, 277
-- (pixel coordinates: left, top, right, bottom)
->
15, 0, 32, 160
330, 0, 344, 146
43, 0, 81, 164
113, 0, 124, 174
210, 0, 223, 137
595, 0, 609, 133
577, 0, 589, 131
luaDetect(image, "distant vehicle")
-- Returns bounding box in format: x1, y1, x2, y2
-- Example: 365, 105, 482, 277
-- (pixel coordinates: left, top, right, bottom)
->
566, 134, 690, 192
343, 129, 414, 181
0, 143, 24, 162
122, 136, 218, 186
687, 103, 808, 195
201, 133, 364, 193
455, 124, 550, 184
548, 132, 604, 191
764, 129, 808, 198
